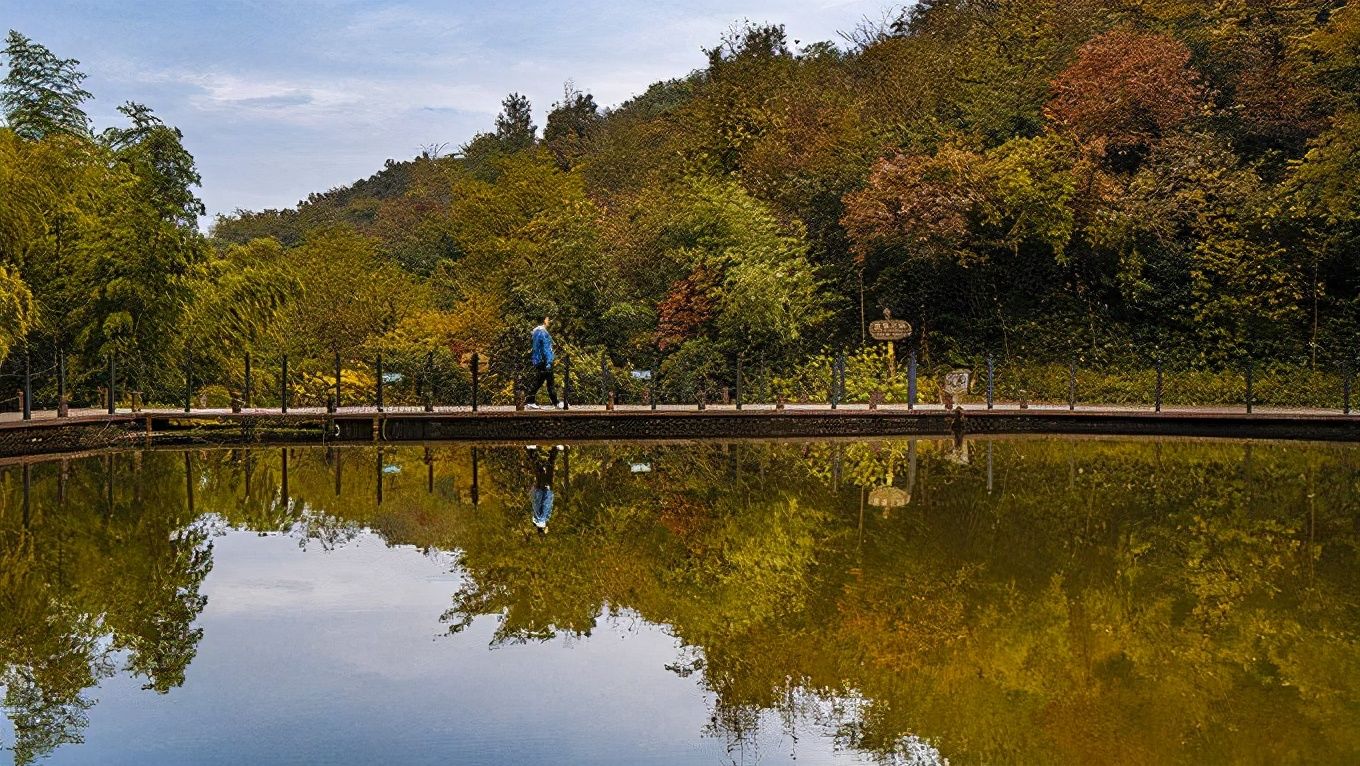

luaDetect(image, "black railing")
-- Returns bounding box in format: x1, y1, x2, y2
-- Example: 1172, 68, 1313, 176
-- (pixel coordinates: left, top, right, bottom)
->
3, 346, 1360, 417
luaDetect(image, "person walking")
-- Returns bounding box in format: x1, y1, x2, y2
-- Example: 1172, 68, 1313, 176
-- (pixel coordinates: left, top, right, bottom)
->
526, 316, 562, 409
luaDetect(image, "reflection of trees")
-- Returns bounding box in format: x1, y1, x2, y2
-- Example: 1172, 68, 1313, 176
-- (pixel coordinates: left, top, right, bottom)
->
779, 440, 1360, 763
418, 439, 1360, 764
0, 567, 110, 766
0, 454, 213, 763
2, 439, 1358, 764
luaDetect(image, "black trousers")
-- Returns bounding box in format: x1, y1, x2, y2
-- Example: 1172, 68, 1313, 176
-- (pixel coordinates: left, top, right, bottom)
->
527, 363, 557, 405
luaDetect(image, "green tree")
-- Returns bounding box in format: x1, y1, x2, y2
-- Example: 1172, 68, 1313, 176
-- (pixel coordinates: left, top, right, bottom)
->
440, 151, 625, 364
0, 264, 33, 361
494, 92, 536, 153
180, 237, 299, 392
542, 83, 599, 169
274, 225, 419, 356
100, 102, 205, 228
64, 103, 205, 394
1, 31, 91, 140
645, 177, 829, 361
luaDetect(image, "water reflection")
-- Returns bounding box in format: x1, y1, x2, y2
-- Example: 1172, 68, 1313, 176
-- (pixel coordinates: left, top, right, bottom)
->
524, 445, 562, 534
868, 439, 916, 514
0, 438, 1357, 764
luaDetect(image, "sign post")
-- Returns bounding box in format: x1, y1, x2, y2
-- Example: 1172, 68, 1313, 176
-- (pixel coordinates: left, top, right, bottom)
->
868, 309, 912, 378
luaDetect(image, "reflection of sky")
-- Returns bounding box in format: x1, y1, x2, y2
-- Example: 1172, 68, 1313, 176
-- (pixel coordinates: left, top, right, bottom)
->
27, 529, 881, 765
6, 0, 894, 223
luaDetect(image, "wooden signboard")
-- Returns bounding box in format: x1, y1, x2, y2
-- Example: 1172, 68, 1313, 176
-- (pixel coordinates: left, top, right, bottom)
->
869, 308, 911, 342
869, 319, 911, 342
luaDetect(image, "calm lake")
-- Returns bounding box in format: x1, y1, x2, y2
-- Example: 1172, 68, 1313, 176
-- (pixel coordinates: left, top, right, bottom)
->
1, 438, 1357, 765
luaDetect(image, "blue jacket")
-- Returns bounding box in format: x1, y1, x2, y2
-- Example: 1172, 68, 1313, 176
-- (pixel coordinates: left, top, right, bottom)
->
531, 325, 554, 367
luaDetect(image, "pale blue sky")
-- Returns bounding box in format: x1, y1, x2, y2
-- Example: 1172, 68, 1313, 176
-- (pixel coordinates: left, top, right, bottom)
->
6, 0, 901, 222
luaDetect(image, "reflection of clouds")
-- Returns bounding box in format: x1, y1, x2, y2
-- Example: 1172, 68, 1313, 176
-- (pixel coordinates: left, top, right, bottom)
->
204, 530, 461, 616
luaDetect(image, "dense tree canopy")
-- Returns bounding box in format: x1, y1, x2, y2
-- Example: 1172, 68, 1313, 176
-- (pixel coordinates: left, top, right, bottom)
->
4, 1, 1360, 402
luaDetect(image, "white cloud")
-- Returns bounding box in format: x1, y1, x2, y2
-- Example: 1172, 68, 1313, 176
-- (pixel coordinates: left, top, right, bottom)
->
151, 70, 500, 127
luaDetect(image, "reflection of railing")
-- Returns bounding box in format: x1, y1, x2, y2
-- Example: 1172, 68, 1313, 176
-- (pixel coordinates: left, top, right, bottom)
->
3, 345, 1359, 418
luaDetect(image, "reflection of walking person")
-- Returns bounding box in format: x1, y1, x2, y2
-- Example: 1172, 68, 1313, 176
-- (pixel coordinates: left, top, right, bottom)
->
526, 445, 562, 534
526, 317, 562, 409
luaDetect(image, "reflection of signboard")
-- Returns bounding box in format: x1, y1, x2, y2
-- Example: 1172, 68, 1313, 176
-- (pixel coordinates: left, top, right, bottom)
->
868, 486, 911, 508
943, 370, 971, 395
869, 319, 912, 342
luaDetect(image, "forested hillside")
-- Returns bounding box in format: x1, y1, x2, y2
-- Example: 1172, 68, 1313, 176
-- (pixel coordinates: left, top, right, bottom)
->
4, 1, 1360, 402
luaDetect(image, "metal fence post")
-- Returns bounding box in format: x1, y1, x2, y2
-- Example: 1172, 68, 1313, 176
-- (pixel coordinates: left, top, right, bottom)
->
650, 367, 657, 411
22, 352, 31, 420
1343, 359, 1351, 415
832, 348, 843, 405
57, 352, 67, 417
735, 357, 743, 411
333, 352, 341, 410
1245, 358, 1254, 414
470, 353, 479, 412
281, 354, 289, 413
244, 352, 253, 409
599, 353, 611, 406
184, 366, 192, 413
908, 351, 917, 410
1155, 358, 1164, 413
415, 355, 423, 401
986, 354, 994, 410
563, 355, 571, 411
424, 352, 435, 412
107, 354, 116, 415
376, 353, 384, 412
418, 356, 429, 413
830, 355, 839, 410
1338, 361, 1349, 416
760, 355, 767, 405
1068, 359, 1077, 411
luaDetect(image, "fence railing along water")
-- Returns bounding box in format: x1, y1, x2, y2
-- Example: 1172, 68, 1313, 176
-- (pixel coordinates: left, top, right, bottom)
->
2, 346, 1358, 419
